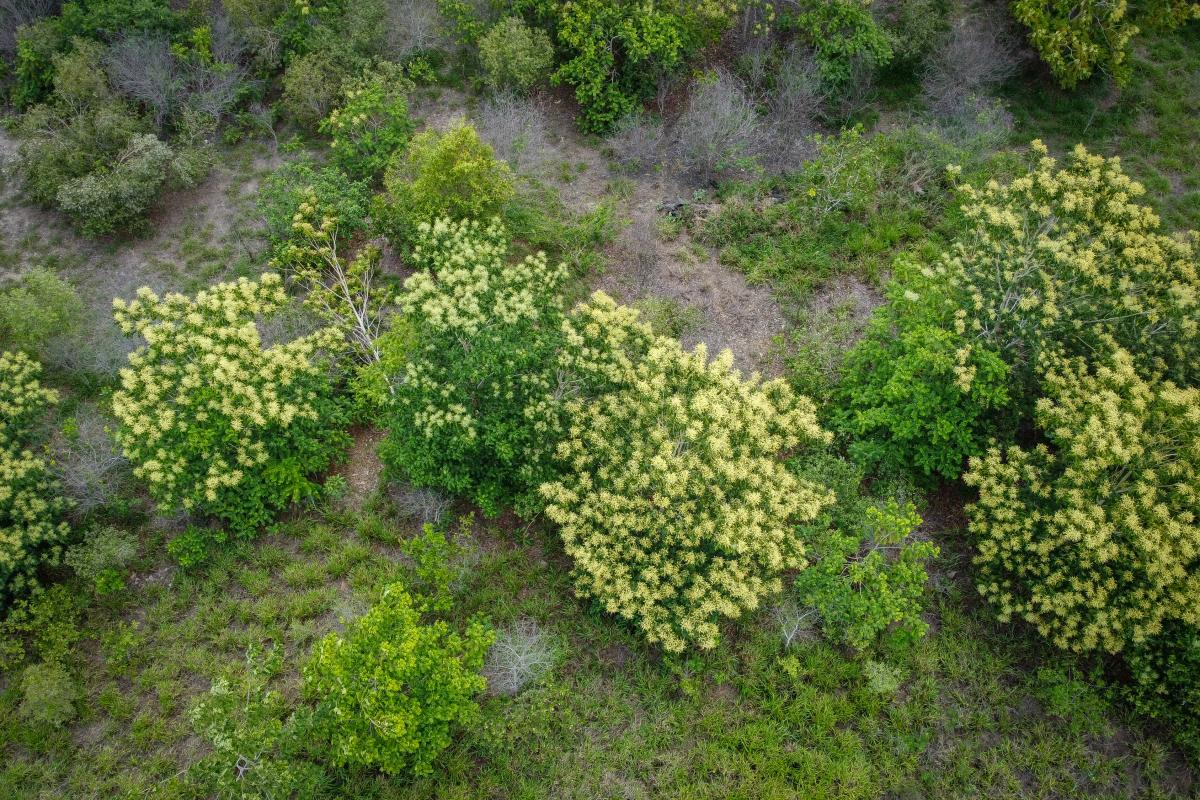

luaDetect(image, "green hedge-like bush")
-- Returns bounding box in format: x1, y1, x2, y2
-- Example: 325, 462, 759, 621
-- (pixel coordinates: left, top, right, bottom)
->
304, 582, 492, 776
479, 16, 554, 91
320, 63, 415, 181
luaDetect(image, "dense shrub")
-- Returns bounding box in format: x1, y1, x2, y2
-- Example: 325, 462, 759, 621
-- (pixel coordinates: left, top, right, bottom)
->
110, 274, 350, 534
64, 525, 137, 596
376, 122, 514, 246
0, 352, 71, 607
540, 293, 834, 652
479, 16, 553, 92
379, 219, 566, 516
835, 316, 1011, 481
54, 133, 181, 236
257, 156, 372, 245
1118, 621, 1200, 764
872, 0, 947, 68
304, 582, 493, 776
791, 453, 937, 649
281, 51, 352, 130
18, 660, 79, 727
0, 268, 83, 356
321, 63, 415, 180
551, 0, 692, 133
1014, 0, 1199, 88
965, 348, 1200, 654
781, 0, 893, 90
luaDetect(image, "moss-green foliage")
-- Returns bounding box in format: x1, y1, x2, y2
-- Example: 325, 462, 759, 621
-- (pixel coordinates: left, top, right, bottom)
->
257, 156, 372, 246
321, 63, 415, 181
0, 352, 71, 609
282, 51, 355, 131
1013, 0, 1198, 88
1118, 621, 1200, 764
376, 122, 515, 246
479, 16, 554, 92
379, 219, 566, 517
304, 583, 493, 776
18, 661, 80, 728
0, 269, 83, 356
782, 0, 893, 89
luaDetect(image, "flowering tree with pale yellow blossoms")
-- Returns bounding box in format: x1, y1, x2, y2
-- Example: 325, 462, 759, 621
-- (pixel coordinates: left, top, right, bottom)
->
1, 351, 71, 606
541, 293, 834, 652
111, 275, 350, 534
965, 347, 1200, 654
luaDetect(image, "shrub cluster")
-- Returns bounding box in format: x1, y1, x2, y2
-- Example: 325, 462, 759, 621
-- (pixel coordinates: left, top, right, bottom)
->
479, 16, 554, 92
110, 274, 350, 534
321, 63, 416, 181
0, 351, 71, 607
379, 219, 566, 516
304, 582, 492, 776
541, 293, 834, 652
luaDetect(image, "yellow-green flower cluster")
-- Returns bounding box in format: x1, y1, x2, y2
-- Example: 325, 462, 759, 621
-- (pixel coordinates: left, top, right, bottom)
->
541, 293, 834, 652
965, 347, 1200, 653
944, 141, 1200, 385
1, 351, 70, 603
111, 275, 345, 527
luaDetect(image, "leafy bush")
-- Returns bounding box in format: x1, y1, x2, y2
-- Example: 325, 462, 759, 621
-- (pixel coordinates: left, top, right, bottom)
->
376, 122, 514, 246
551, 0, 687, 133
0, 268, 83, 355
189, 645, 327, 798
64, 525, 137, 596
1013, 0, 1199, 88
281, 50, 352, 130
110, 274, 350, 534
795, 493, 937, 651
320, 63, 415, 180
782, 0, 893, 90
479, 16, 553, 92
964, 348, 1200, 654
540, 293, 834, 652
0, 351, 71, 607
1118, 621, 1200, 764
835, 316, 1010, 481
304, 582, 493, 776
379, 219, 566, 516
257, 156, 371, 245
18, 660, 79, 727
872, 0, 948, 68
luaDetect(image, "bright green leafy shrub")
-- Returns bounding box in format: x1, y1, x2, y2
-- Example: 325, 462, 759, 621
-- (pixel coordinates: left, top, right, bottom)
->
552, 0, 687, 133
379, 218, 566, 516
782, 0, 893, 89
1013, 0, 1199, 88
110, 274, 350, 535
1, 351, 71, 608
376, 121, 514, 246
1118, 621, 1200, 764
304, 582, 493, 776
964, 348, 1200, 654
541, 293, 834, 652
794, 486, 938, 650
835, 317, 1011, 481
257, 156, 372, 245
320, 63, 415, 181
479, 16, 554, 91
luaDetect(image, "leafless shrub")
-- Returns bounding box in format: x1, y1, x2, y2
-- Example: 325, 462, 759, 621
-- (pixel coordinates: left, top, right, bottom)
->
614, 217, 659, 294
773, 599, 818, 649
607, 112, 666, 174
763, 46, 825, 171
483, 619, 556, 696
183, 60, 245, 125
382, 0, 446, 60
670, 69, 766, 185
106, 35, 179, 129
52, 402, 129, 514
474, 91, 550, 175
209, 12, 249, 65
923, 14, 1020, 118
389, 483, 453, 525
42, 313, 137, 380
0, 0, 59, 57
